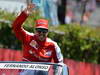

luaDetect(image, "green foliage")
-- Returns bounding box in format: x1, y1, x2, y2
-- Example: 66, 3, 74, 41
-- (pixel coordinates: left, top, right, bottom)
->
49, 24, 100, 64
0, 22, 21, 49
0, 10, 100, 64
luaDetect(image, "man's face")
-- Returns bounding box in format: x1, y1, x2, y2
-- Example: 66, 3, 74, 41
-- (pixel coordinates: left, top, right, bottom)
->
35, 28, 48, 41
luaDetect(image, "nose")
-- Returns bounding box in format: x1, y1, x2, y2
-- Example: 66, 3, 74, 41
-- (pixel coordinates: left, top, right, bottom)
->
39, 31, 44, 34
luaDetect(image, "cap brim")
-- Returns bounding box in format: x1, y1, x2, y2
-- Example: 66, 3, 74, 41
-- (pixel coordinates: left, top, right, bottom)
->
36, 26, 48, 29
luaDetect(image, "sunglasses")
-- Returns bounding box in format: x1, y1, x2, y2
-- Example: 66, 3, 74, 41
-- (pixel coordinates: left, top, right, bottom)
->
36, 28, 48, 33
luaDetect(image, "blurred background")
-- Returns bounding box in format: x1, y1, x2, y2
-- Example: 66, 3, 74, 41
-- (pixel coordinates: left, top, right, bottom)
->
0, 0, 100, 75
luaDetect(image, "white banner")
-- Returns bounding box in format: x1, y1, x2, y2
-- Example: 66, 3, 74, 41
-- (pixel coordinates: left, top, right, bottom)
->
0, 63, 50, 71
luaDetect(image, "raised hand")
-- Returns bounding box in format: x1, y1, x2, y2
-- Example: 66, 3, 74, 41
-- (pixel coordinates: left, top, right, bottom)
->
24, 3, 35, 14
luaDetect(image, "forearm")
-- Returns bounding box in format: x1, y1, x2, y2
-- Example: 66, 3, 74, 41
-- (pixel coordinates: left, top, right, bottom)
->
12, 11, 29, 41
12, 4, 35, 41
12, 11, 28, 31
12, 3, 35, 32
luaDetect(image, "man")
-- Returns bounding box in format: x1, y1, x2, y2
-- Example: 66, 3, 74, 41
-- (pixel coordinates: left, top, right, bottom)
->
12, 4, 63, 75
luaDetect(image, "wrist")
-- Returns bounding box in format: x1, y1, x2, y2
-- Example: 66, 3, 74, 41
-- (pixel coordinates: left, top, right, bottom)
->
23, 9, 31, 15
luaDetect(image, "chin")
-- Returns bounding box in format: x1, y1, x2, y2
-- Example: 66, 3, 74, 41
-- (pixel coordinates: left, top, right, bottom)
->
39, 38, 46, 41
40, 39, 45, 41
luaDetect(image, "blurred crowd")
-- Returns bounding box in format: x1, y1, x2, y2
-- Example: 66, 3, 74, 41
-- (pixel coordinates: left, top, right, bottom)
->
65, 0, 97, 25
0, 0, 99, 26
35, 0, 98, 26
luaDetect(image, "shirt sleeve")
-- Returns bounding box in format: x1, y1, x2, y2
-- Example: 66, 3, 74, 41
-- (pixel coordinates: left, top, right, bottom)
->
12, 11, 30, 42
53, 42, 63, 64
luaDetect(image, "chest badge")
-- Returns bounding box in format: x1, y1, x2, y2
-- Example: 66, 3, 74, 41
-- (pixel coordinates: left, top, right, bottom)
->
30, 40, 38, 50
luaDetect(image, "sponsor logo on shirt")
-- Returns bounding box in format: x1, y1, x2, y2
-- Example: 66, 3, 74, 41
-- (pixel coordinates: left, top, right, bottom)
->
45, 50, 52, 56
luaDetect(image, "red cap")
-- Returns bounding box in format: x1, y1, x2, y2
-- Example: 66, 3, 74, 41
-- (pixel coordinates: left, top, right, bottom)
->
35, 19, 48, 29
